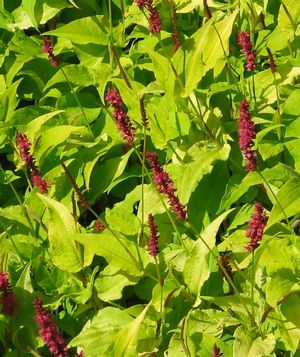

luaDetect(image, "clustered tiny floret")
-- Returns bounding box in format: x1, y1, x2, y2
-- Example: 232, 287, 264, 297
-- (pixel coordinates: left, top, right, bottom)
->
147, 214, 159, 257
237, 31, 256, 72
105, 88, 136, 145
238, 99, 257, 172
0, 272, 18, 316
16, 131, 51, 193
42, 37, 59, 67
211, 344, 224, 357
33, 297, 68, 357
135, 0, 162, 34
246, 201, 268, 252
146, 152, 187, 220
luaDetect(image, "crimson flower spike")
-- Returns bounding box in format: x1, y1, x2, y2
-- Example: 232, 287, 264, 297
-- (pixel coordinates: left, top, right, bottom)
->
135, 0, 162, 34
42, 36, 59, 67
105, 88, 136, 145
147, 214, 159, 257
266, 47, 277, 73
0, 272, 18, 317
171, 3, 181, 52
33, 298, 68, 357
16, 131, 51, 193
211, 344, 224, 357
146, 152, 187, 220
238, 99, 257, 172
237, 31, 256, 72
246, 201, 268, 252
203, 0, 212, 20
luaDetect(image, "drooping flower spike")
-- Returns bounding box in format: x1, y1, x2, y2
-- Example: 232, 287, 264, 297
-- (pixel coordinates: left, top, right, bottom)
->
135, 0, 162, 34
146, 152, 187, 220
211, 344, 224, 357
203, 0, 212, 20
16, 131, 51, 193
42, 36, 59, 67
246, 201, 268, 252
0, 272, 18, 317
237, 31, 256, 72
105, 88, 136, 145
33, 297, 68, 357
238, 99, 257, 172
147, 214, 159, 257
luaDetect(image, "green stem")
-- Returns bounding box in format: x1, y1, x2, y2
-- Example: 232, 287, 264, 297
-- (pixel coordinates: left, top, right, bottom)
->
133, 147, 189, 253
110, 43, 133, 89
60, 67, 93, 137
251, 250, 255, 325
154, 256, 163, 338
140, 125, 147, 245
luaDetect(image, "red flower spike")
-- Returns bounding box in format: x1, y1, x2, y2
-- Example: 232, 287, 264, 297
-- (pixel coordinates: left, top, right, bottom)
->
146, 152, 187, 220
211, 344, 224, 357
0, 272, 18, 317
246, 201, 268, 252
33, 298, 68, 357
135, 0, 162, 34
16, 131, 51, 193
147, 214, 159, 257
105, 88, 136, 145
42, 37, 59, 67
266, 47, 276, 73
237, 31, 256, 72
94, 219, 105, 232
218, 254, 232, 278
203, 0, 212, 19
238, 99, 257, 172
16, 131, 34, 168
31, 170, 51, 194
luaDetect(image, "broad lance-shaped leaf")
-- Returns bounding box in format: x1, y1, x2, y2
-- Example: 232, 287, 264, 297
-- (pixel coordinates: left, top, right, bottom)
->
267, 176, 300, 228
38, 195, 93, 273
44, 16, 108, 45
69, 307, 133, 357
168, 144, 230, 205
233, 326, 276, 357
182, 11, 237, 97
112, 302, 151, 357
71, 231, 149, 276
183, 209, 234, 296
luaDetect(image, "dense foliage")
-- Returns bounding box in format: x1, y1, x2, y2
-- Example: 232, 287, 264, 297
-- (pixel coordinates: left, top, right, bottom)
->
1, 0, 300, 356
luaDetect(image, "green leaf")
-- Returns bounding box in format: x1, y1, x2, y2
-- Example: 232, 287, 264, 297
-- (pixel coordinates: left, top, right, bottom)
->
168, 144, 230, 205
233, 326, 275, 357
22, 0, 37, 28
267, 176, 300, 227
182, 11, 237, 96
183, 210, 233, 296
44, 16, 108, 45
72, 231, 148, 276
95, 265, 139, 302
44, 64, 93, 91
33, 125, 90, 161
283, 89, 300, 115
37, 195, 85, 273
112, 302, 151, 357
69, 307, 133, 357
0, 79, 22, 123
281, 293, 300, 328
